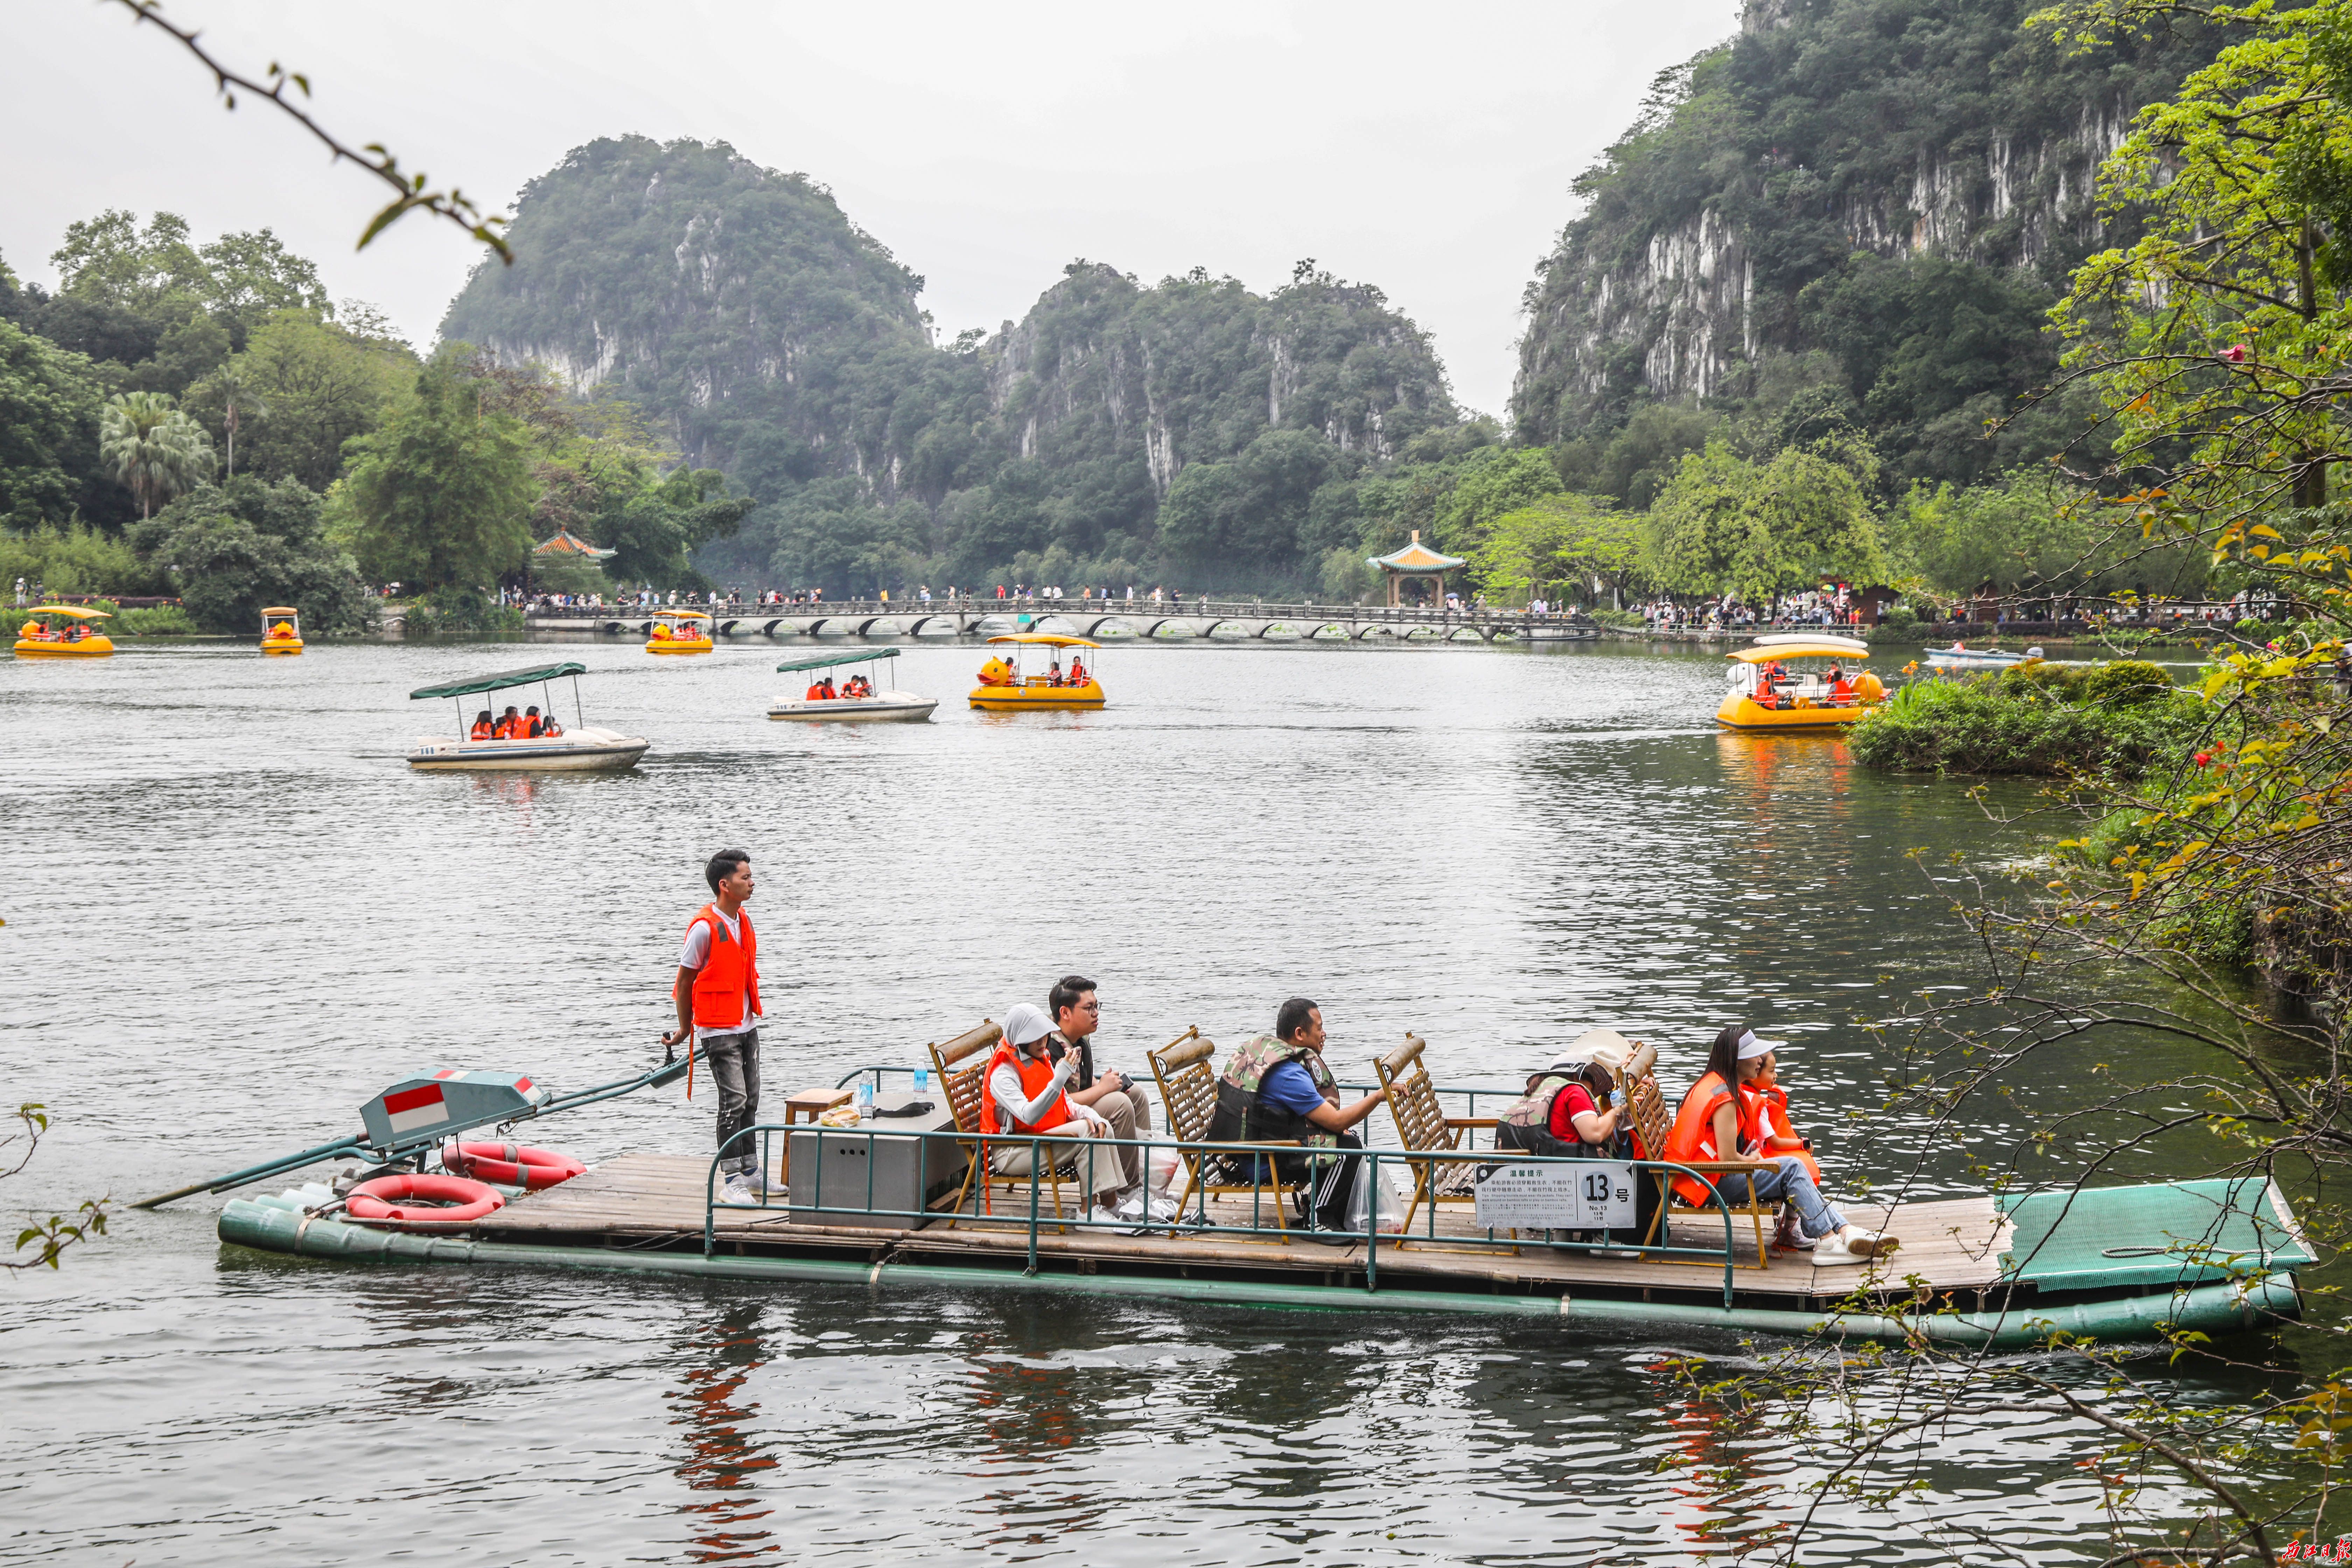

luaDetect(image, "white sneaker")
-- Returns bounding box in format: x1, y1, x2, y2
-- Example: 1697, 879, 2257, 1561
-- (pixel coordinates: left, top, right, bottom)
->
1087, 1205, 1126, 1226
1812, 1227, 1897, 1265
716, 1176, 759, 1207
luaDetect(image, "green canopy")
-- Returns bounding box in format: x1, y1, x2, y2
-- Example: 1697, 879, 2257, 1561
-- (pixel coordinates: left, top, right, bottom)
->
410, 662, 588, 701
775, 648, 900, 674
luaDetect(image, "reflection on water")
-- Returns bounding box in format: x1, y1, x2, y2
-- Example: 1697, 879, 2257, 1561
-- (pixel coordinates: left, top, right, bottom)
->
671, 1304, 781, 1563
0, 639, 2281, 1563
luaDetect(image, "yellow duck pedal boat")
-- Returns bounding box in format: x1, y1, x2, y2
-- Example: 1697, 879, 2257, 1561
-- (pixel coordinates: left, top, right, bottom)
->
13, 604, 114, 658
260, 606, 304, 655
1715, 635, 1885, 729
645, 609, 714, 654
969, 632, 1105, 710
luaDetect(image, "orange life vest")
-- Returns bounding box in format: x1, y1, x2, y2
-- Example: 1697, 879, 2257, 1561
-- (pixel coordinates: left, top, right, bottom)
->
685, 904, 760, 1031
806, 683, 826, 700
470, 720, 494, 739
1661, 1070, 1738, 1206
979, 1041, 1072, 1136
1740, 1083, 1820, 1182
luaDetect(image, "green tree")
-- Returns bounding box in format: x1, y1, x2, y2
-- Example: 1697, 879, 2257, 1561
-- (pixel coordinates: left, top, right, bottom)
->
1428, 447, 1563, 561
51, 210, 209, 319
194, 361, 268, 478
1474, 495, 1646, 608
342, 353, 533, 591
224, 310, 415, 490
135, 475, 366, 632
1650, 438, 1890, 601
0, 320, 107, 528
99, 390, 212, 518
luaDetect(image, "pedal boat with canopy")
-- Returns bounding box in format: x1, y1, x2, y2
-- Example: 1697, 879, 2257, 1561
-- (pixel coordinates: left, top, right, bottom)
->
1717, 634, 1887, 730
13, 604, 114, 658
969, 633, 1105, 711
768, 648, 936, 722
645, 610, 714, 654
406, 661, 650, 771
259, 606, 304, 655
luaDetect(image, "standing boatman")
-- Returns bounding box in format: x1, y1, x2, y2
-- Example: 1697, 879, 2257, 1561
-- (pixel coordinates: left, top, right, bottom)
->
661, 849, 765, 1204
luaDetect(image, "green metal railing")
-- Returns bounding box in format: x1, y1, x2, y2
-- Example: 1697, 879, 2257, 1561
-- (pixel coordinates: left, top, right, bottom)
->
699, 1065, 1751, 1306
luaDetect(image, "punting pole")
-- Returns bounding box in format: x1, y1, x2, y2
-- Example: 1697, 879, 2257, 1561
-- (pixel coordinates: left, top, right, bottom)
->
131, 1047, 701, 1210
217, 1198, 2302, 1347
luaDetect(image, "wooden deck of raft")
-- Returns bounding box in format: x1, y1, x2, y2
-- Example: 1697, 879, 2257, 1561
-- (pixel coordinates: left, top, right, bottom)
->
477, 1153, 2016, 1309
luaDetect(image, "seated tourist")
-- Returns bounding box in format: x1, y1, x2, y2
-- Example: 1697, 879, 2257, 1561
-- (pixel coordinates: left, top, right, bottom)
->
494, 706, 524, 739
1663, 1025, 1895, 1264
805, 679, 830, 700
1740, 1048, 1822, 1249
982, 1002, 1129, 1221
1203, 997, 1385, 1231
1497, 1055, 1628, 1158
1068, 657, 1087, 685
1047, 659, 1065, 686
522, 705, 545, 738
1042, 974, 1162, 1217
539, 709, 563, 738
470, 710, 496, 740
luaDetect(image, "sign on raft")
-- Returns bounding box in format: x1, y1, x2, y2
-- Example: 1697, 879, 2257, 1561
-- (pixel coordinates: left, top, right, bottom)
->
1474, 1161, 1636, 1231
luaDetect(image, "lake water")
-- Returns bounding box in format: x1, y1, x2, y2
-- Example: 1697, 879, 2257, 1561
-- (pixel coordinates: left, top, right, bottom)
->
0, 636, 2300, 1563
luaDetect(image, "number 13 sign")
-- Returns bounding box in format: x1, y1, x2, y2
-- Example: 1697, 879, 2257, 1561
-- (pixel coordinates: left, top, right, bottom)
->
1474, 1161, 1637, 1231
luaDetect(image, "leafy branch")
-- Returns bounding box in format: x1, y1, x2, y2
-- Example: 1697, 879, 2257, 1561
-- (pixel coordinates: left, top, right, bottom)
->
2, 1104, 110, 1272
104, 0, 512, 262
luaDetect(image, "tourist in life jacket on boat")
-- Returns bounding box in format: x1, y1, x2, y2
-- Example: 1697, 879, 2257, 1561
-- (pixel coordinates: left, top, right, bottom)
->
1661, 1025, 1896, 1264
844, 674, 871, 698
1042, 973, 1159, 1212
470, 710, 496, 740
1067, 657, 1087, 686
981, 1002, 1130, 1219
493, 706, 524, 739
1047, 658, 1065, 686
1496, 1044, 1659, 1245
1826, 663, 1856, 704
1203, 997, 1387, 1233
1738, 1048, 1821, 1214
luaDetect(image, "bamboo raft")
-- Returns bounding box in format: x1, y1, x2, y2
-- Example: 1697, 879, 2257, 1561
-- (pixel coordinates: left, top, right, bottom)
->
219, 1142, 2311, 1346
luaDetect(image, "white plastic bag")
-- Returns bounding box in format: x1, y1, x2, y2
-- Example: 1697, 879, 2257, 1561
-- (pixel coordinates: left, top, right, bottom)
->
1147, 1146, 1182, 1197
1345, 1157, 1408, 1234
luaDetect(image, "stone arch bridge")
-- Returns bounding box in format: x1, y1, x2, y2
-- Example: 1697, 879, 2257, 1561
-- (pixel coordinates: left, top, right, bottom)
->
471, 596, 1598, 644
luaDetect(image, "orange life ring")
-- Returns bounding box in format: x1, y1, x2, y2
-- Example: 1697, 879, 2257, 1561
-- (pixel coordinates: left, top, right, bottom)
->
439, 1140, 586, 1190
345, 1171, 504, 1224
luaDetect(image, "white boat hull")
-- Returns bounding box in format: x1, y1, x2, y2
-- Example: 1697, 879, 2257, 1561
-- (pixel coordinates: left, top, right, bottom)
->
767, 688, 937, 723
407, 726, 650, 771
1923, 650, 2034, 670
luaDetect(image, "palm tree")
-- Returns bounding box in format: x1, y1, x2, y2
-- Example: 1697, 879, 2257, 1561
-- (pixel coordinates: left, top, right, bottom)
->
201, 364, 268, 479
100, 392, 214, 517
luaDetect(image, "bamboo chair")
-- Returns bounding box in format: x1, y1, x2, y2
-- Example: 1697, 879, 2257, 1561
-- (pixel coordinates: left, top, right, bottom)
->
1374, 1033, 1499, 1244
1625, 1066, 1773, 1269
927, 1020, 1076, 1228
1146, 1026, 1304, 1237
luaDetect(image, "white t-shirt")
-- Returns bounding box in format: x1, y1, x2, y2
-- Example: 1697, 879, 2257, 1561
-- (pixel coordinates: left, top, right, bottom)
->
679, 905, 761, 1041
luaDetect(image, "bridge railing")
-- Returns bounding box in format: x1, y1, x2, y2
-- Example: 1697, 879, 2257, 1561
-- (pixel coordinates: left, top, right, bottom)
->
519, 596, 1594, 629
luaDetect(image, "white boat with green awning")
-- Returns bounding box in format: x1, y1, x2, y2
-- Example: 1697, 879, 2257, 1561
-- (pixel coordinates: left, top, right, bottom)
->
768, 648, 936, 722
406, 662, 650, 771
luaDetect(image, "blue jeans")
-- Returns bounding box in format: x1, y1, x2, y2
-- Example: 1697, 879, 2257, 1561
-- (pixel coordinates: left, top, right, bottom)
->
1714, 1156, 1844, 1239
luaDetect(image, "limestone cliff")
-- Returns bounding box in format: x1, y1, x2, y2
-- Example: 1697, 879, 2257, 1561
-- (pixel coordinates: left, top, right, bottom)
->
1510, 0, 2214, 445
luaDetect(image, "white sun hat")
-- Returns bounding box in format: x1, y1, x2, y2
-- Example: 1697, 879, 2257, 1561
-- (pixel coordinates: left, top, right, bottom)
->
1002, 1002, 1051, 1048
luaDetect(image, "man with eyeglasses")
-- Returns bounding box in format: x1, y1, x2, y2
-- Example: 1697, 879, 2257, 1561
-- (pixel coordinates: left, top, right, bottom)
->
1043, 974, 1163, 1217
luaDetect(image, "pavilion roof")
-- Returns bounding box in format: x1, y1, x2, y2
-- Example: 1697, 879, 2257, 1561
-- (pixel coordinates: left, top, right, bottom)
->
1368, 539, 1465, 572
533, 527, 616, 560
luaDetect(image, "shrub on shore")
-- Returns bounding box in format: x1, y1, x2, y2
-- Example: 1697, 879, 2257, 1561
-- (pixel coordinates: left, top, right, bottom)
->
1849, 660, 2198, 776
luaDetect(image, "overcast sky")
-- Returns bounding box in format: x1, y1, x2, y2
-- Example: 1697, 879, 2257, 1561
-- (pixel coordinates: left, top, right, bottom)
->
6, 0, 1743, 419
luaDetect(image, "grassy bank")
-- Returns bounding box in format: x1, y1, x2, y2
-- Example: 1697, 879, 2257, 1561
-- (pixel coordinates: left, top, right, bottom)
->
1848, 659, 2200, 777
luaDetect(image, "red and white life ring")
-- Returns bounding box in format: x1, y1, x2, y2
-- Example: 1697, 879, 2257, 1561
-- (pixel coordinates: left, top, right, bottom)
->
345, 1172, 504, 1225
439, 1140, 586, 1190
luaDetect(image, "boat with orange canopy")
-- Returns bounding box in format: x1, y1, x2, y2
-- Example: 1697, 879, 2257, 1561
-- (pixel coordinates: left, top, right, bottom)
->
1716, 635, 1886, 730
13, 605, 114, 658
969, 633, 1105, 710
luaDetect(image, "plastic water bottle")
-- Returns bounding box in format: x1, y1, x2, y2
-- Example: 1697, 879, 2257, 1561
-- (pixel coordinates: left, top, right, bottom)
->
912, 1065, 932, 1097
855, 1080, 874, 1119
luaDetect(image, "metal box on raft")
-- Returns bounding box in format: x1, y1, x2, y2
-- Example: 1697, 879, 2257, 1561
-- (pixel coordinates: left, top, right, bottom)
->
360, 1071, 552, 1152
786, 1094, 966, 1229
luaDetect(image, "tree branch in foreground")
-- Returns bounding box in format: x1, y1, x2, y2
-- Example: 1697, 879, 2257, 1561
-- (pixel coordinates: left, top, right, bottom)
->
105, 0, 512, 262
3, 1104, 111, 1272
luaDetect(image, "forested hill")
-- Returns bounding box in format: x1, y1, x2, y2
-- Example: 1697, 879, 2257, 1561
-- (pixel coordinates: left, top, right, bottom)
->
1511, 0, 2217, 492
440, 136, 1463, 592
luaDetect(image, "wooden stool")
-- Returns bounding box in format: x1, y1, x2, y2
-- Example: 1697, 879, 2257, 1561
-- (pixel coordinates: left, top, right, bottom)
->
777, 1087, 853, 1187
